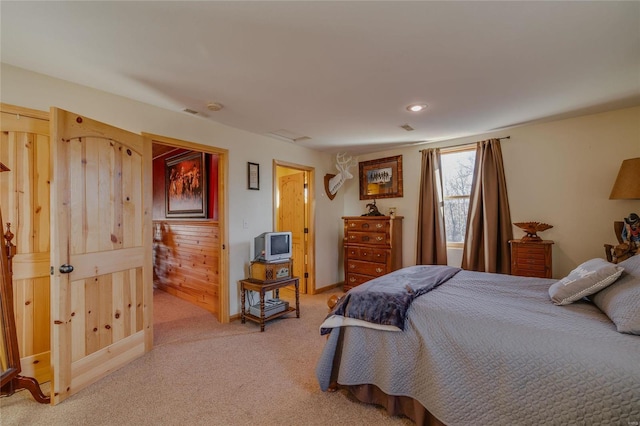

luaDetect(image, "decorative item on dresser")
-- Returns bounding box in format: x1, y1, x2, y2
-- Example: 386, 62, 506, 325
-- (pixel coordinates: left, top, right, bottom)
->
342, 216, 403, 291
513, 221, 553, 242
509, 239, 554, 278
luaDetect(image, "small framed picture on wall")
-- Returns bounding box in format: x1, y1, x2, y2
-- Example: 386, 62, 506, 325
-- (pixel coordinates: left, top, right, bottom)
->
248, 162, 260, 190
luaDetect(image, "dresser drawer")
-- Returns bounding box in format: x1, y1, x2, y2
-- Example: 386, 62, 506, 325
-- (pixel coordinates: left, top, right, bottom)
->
515, 256, 546, 267
345, 219, 389, 232
346, 259, 387, 277
344, 273, 373, 290
514, 247, 546, 258
345, 231, 388, 246
513, 262, 547, 273
345, 246, 388, 263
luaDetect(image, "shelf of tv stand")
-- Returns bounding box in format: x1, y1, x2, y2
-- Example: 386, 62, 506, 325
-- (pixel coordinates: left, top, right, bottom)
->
240, 277, 300, 332
243, 305, 297, 324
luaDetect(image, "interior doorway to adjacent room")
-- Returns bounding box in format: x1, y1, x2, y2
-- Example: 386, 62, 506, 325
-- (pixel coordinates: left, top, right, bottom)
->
273, 161, 315, 294
148, 134, 229, 323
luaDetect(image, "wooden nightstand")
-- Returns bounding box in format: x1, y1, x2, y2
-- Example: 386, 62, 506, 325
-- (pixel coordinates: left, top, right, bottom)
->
509, 240, 554, 278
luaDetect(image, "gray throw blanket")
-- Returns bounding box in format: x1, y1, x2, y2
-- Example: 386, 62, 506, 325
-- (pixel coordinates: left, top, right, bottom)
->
320, 265, 461, 335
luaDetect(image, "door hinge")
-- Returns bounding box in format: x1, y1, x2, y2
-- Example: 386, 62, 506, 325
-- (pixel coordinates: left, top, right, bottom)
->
304, 228, 308, 234
304, 183, 308, 189
304, 272, 309, 278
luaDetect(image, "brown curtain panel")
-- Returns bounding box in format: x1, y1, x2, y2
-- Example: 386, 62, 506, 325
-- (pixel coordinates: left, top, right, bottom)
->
416, 148, 448, 265
461, 139, 513, 273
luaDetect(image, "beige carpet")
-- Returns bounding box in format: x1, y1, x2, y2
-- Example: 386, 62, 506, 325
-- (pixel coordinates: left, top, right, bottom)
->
1, 288, 412, 425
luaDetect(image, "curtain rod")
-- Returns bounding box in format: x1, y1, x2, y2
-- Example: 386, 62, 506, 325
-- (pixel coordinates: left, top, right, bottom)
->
419, 136, 510, 152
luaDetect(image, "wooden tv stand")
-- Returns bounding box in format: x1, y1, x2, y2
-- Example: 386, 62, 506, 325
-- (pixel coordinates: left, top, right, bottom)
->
240, 277, 300, 332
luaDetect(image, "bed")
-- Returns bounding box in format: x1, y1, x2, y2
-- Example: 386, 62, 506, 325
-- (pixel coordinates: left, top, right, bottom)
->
316, 255, 640, 425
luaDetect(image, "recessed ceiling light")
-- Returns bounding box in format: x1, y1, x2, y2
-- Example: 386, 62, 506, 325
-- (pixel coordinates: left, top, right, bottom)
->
207, 102, 223, 112
406, 103, 428, 112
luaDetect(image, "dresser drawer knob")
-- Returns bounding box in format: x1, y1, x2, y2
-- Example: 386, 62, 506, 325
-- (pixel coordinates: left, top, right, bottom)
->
349, 277, 356, 282
376, 236, 383, 241
350, 264, 355, 269
376, 268, 383, 273
376, 223, 383, 228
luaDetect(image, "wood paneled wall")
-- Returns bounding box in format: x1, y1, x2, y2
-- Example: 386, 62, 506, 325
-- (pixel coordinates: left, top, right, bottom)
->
0, 108, 51, 383
153, 221, 220, 316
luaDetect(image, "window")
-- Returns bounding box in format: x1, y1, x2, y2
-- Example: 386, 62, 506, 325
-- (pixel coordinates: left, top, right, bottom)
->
441, 147, 476, 245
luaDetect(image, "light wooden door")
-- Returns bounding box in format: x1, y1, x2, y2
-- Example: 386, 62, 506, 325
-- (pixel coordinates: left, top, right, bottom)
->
50, 108, 152, 404
0, 107, 51, 383
278, 172, 306, 292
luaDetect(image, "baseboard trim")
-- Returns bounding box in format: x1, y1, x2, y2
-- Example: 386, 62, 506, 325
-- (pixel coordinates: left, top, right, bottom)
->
313, 282, 343, 294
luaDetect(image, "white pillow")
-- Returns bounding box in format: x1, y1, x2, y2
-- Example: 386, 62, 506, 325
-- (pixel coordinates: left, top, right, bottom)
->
591, 255, 640, 335
549, 258, 624, 306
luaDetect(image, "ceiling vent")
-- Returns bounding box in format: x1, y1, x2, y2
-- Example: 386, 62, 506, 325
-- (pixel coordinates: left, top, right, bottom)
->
183, 108, 199, 115
400, 124, 414, 131
267, 129, 311, 143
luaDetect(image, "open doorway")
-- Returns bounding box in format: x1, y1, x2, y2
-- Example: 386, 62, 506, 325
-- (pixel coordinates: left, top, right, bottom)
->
273, 160, 315, 294
146, 133, 229, 323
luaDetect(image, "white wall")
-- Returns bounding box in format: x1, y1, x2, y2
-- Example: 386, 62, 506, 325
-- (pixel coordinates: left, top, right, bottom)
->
344, 106, 640, 278
4, 63, 638, 304
0, 64, 344, 316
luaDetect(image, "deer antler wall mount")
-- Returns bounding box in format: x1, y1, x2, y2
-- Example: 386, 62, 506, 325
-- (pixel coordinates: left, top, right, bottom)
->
324, 153, 357, 200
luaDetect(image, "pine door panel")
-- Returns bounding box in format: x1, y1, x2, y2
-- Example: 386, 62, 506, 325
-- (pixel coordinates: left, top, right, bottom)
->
0, 109, 51, 383
278, 172, 306, 293
50, 108, 152, 404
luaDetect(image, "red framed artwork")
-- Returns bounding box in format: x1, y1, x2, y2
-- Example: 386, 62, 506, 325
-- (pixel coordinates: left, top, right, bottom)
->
165, 151, 208, 218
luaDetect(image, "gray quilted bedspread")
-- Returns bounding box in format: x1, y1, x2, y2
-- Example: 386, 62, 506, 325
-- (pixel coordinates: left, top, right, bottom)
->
316, 270, 640, 425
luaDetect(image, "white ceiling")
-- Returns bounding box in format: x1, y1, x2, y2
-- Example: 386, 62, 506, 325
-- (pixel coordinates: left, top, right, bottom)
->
2, 1, 639, 153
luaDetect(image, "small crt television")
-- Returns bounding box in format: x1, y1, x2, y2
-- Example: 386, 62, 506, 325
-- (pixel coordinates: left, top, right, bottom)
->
254, 231, 292, 262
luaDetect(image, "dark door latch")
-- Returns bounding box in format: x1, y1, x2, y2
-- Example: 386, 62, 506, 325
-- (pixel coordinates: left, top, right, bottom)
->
59, 264, 74, 274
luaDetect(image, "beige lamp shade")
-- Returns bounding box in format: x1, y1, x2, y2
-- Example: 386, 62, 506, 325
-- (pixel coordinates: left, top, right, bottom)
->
609, 157, 640, 199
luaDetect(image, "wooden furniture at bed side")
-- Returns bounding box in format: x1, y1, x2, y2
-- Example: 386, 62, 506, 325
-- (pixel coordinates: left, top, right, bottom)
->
604, 221, 628, 263
0, 171, 50, 403
240, 277, 300, 332
342, 216, 403, 291
509, 239, 553, 278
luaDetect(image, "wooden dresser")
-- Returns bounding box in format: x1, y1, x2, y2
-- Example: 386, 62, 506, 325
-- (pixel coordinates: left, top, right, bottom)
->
509, 239, 554, 278
342, 216, 403, 291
